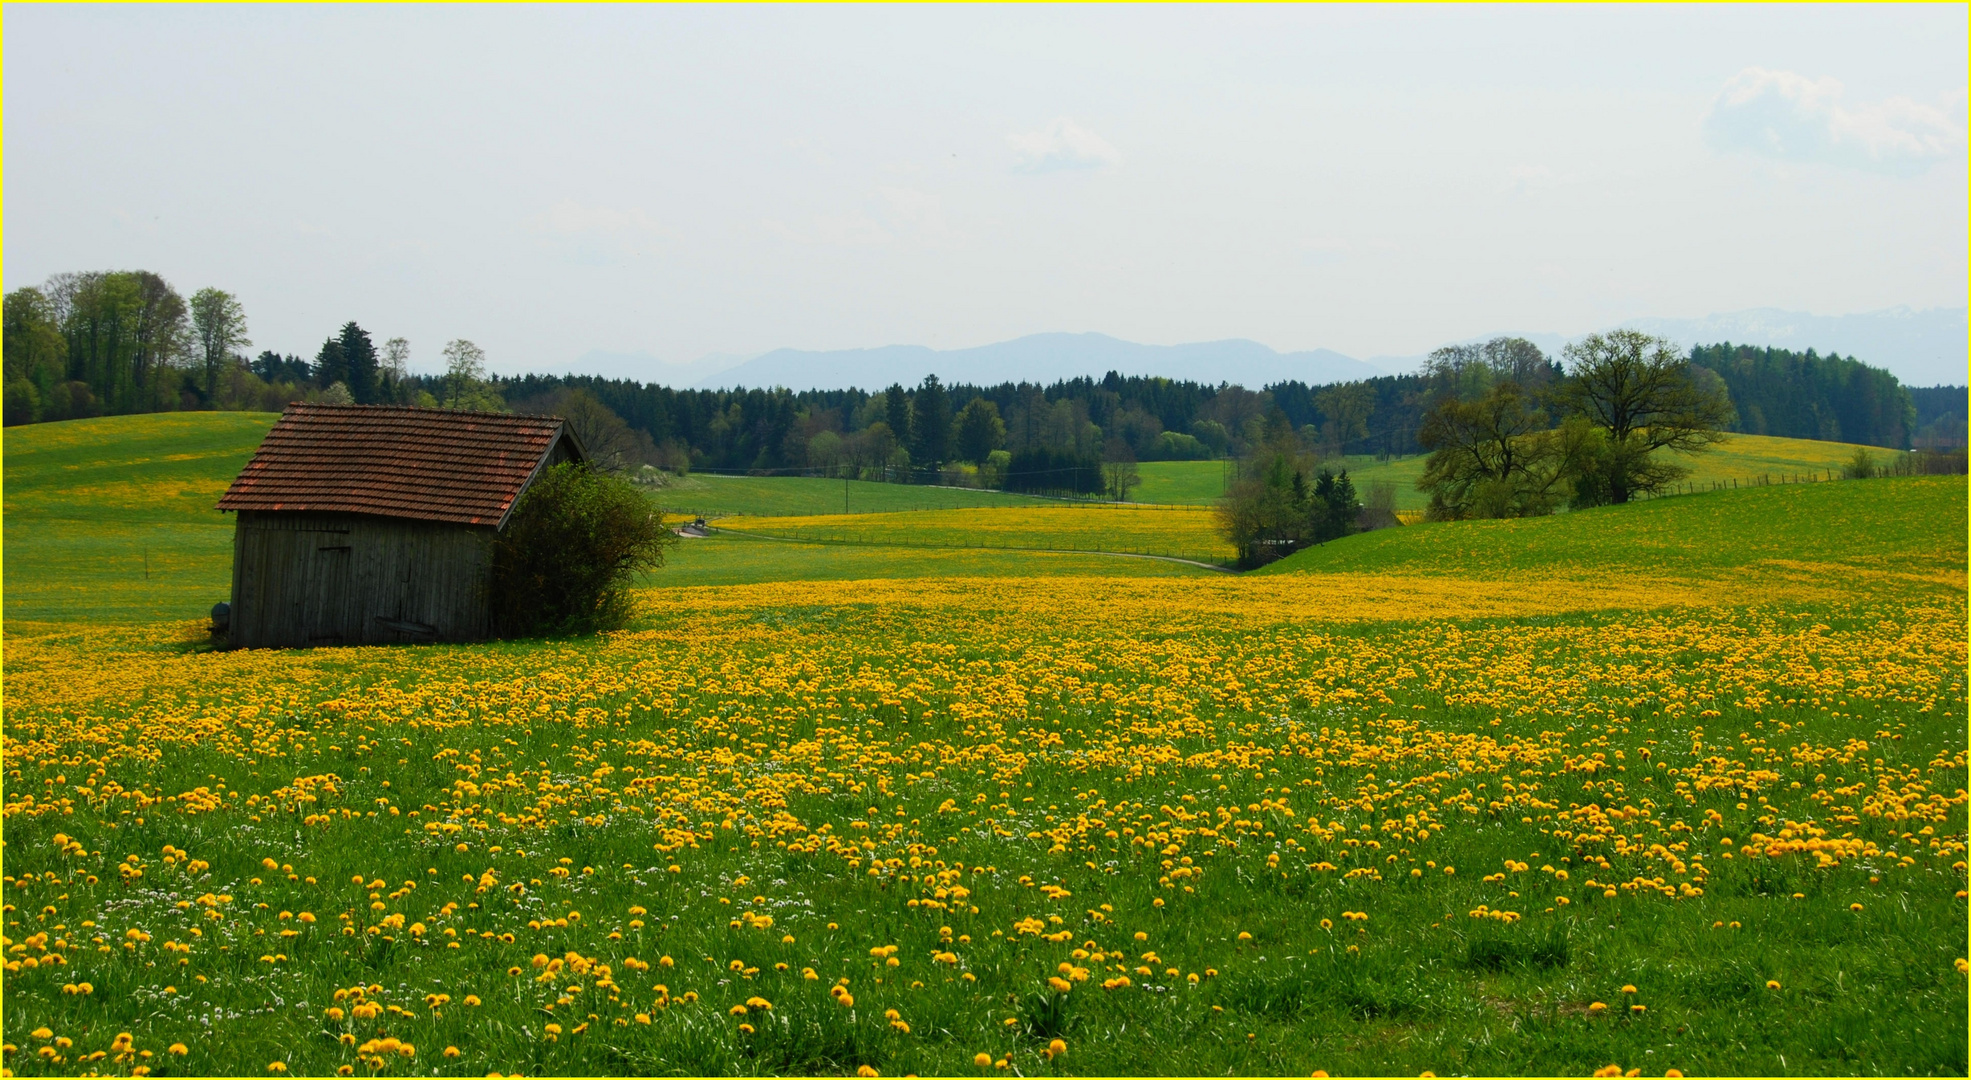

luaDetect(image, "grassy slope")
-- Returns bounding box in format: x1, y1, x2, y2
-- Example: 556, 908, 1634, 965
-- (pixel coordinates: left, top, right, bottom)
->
1, 415, 1201, 623
1135, 434, 1906, 509
3, 412, 279, 623
1263, 474, 1968, 583
1133, 460, 1233, 504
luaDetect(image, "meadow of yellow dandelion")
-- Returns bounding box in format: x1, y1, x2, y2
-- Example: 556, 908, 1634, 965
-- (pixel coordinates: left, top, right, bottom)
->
0, 416, 1965, 1077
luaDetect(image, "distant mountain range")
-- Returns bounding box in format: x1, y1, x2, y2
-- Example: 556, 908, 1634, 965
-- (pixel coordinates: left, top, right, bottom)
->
560, 306, 1964, 392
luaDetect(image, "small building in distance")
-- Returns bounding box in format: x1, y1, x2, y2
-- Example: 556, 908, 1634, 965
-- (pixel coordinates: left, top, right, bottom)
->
216, 404, 584, 649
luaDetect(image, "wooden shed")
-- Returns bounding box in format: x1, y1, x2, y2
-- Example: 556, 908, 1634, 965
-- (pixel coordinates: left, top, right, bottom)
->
216, 404, 585, 648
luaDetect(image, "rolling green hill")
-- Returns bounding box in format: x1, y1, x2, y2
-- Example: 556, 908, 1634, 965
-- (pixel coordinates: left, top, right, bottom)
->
1263, 473, 1966, 587
4, 412, 278, 624
1134, 433, 1913, 509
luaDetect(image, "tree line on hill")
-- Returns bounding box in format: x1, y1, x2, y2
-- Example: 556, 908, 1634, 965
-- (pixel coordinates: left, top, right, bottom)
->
2, 271, 514, 426
1216, 331, 1966, 567
1216, 331, 1731, 565
6, 268, 1963, 493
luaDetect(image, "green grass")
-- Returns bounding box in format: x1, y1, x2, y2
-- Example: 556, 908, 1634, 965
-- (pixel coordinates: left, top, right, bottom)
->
4, 413, 277, 624
647, 474, 1048, 519
658, 532, 1214, 586
3, 411, 279, 521
2, 411, 1964, 1077
1132, 461, 1232, 505
1265, 475, 1968, 582
714, 506, 1236, 566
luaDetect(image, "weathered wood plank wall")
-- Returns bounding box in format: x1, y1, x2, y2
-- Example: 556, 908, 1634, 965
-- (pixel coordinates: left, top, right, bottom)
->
229, 511, 496, 648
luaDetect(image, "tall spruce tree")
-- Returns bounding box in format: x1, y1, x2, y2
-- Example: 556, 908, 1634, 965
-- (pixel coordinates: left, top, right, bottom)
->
314, 337, 348, 391
912, 374, 951, 469
339, 321, 380, 404
884, 384, 913, 453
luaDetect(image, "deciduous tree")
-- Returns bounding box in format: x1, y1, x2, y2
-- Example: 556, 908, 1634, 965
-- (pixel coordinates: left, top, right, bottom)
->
441, 339, 494, 410
381, 337, 411, 402
488, 462, 676, 636
3, 288, 68, 424
1553, 330, 1735, 504
1416, 382, 1592, 519
516, 388, 645, 473
1313, 382, 1376, 456
1216, 414, 1360, 566
189, 288, 250, 402
1101, 438, 1140, 502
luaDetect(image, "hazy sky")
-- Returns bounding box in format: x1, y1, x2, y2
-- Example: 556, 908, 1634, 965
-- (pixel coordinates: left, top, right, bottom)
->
5, 4, 1965, 377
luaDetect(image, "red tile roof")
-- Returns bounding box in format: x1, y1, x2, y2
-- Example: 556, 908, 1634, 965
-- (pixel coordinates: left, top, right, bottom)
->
217, 404, 580, 527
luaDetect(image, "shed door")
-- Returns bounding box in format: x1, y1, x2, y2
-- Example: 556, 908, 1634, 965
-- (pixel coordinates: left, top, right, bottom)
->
301, 528, 355, 644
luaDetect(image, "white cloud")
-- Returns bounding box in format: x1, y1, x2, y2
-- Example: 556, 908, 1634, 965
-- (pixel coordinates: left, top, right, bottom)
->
531, 200, 665, 236
1704, 67, 1964, 174
1006, 117, 1122, 173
